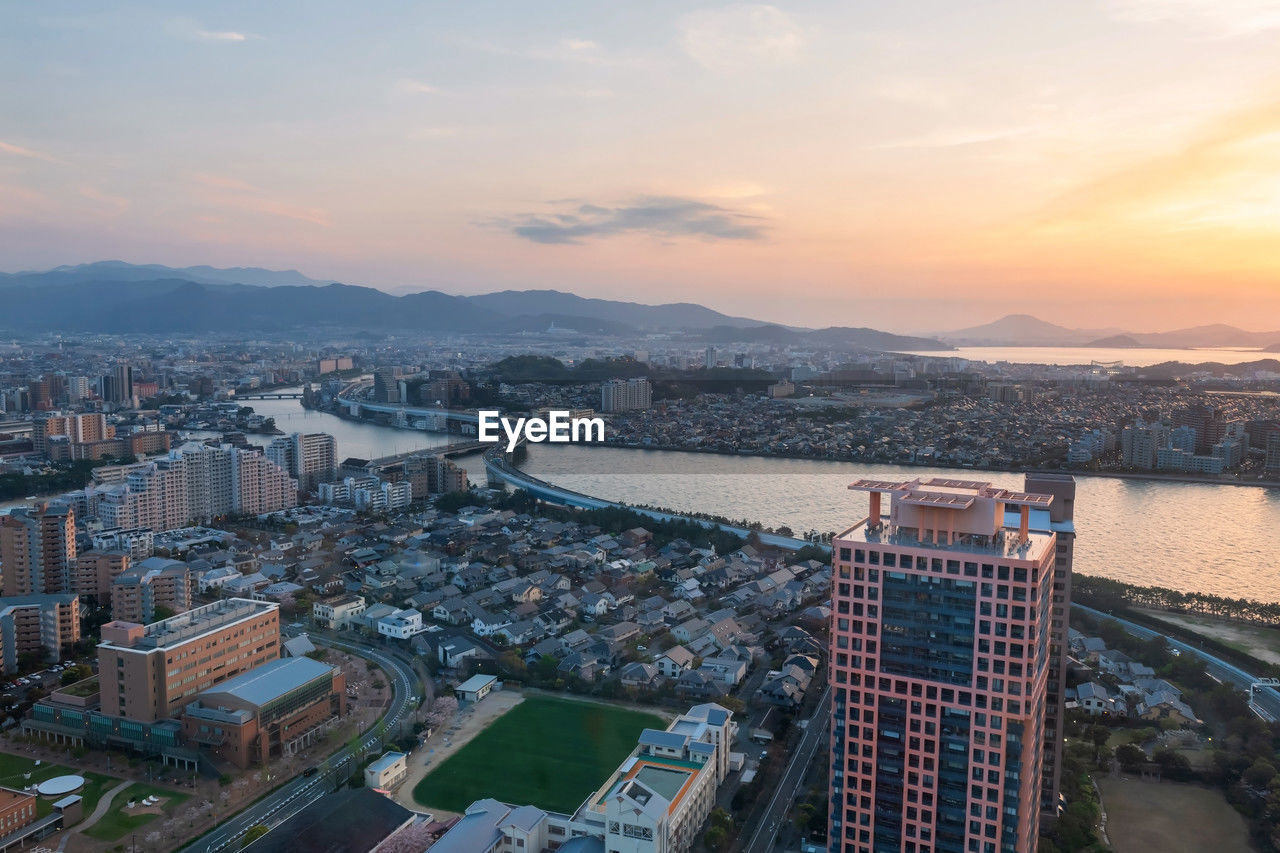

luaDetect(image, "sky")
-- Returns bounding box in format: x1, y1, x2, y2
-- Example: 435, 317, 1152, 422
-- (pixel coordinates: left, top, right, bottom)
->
4, 1, 1280, 334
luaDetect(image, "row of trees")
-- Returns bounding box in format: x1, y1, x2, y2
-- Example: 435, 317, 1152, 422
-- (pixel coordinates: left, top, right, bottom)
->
1075, 574, 1280, 626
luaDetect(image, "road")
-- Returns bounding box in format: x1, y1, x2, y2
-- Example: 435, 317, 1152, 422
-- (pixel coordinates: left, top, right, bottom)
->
1075, 603, 1280, 720
742, 685, 831, 853
180, 637, 421, 853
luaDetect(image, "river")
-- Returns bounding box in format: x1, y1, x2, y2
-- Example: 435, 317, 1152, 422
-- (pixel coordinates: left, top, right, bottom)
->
24, 393, 1280, 602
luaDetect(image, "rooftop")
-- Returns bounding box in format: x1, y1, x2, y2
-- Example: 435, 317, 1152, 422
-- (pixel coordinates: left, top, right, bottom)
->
838, 517, 1054, 562
104, 598, 277, 651
195, 656, 335, 709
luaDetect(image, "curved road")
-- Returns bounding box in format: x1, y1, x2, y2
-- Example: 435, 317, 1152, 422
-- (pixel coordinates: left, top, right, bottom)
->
181, 637, 421, 853
1074, 603, 1280, 720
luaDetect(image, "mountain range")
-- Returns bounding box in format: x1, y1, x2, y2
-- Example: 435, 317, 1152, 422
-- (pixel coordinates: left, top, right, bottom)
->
0, 261, 949, 351
942, 313, 1280, 349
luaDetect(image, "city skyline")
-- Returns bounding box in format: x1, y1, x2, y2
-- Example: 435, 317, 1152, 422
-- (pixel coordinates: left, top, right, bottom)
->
6, 2, 1280, 331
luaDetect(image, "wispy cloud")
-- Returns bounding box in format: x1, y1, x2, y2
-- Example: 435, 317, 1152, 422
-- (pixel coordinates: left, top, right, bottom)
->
1033, 99, 1280, 231
870, 125, 1039, 150
456, 35, 646, 68
496, 197, 769, 244
189, 172, 328, 226
78, 184, 129, 213
395, 78, 443, 95
678, 4, 803, 71
192, 173, 262, 193
0, 140, 64, 164
1105, 0, 1280, 36
166, 17, 261, 43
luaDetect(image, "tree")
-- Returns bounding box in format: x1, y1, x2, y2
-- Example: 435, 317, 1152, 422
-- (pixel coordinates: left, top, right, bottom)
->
1245, 759, 1277, 788
1116, 743, 1146, 771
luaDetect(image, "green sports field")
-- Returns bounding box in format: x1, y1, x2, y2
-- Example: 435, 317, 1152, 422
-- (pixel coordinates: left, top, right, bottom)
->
412, 696, 665, 814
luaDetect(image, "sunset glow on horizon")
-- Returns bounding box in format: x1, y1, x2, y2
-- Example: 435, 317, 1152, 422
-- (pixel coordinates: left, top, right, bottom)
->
4, 1, 1280, 333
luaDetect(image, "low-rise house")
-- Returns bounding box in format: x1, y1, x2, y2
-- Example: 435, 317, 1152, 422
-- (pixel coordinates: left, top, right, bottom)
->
378, 607, 425, 639
655, 646, 696, 678
619, 662, 662, 690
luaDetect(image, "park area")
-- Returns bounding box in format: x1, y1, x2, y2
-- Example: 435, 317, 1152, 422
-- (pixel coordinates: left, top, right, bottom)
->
1097, 775, 1251, 853
412, 696, 665, 814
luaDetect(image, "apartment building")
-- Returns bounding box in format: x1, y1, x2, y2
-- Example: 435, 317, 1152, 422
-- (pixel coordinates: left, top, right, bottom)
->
111, 557, 193, 623
0, 594, 81, 674
86, 442, 296, 533
0, 503, 77, 596
601, 378, 653, 412
829, 478, 1060, 853
73, 550, 131, 603
32, 413, 110, 456
266, 432, 337, 492
97, 598, 280, 723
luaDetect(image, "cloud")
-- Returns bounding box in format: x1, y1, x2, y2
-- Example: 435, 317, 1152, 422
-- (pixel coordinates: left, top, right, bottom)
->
1033, 99, 1280, 231
560, 38, 599, 52
870, 125, 1039, 150
165, 17, 260, 43
189, 173, 328, 226
1105, 0, 1280, 36
78, 185, 129, 213
0, 140, 63, 164
678, 4, 803, 71
498, 197, 768, 244
192, 173, 262, 193
396, 78, 443, 95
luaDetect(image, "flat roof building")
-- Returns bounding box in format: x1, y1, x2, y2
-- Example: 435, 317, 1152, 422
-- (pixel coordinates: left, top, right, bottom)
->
97, 598, 280, 723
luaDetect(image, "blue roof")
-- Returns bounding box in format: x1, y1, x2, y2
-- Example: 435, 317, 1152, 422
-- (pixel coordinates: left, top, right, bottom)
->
365, 752, 406, 775
639, 729, 687, 750
199, 657, 334, 708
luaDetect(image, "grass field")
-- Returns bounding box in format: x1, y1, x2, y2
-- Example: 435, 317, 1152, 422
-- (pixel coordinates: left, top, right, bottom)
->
83, 782, 191, 841
412, 696, 665, 814
1097, 775, 1250, 853
0, 752, 117, 818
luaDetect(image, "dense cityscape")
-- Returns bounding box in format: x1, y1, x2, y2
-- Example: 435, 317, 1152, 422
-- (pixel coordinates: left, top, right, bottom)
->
8, 3, 1280, 853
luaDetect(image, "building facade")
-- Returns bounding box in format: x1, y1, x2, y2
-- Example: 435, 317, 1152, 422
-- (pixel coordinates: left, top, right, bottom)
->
96, 598, 280, 723
180, 656, 345, 768
829, 478, 1059, 853
0, 503, 77, 596
266, 432, 337, 493
0, 594, 81, 674
111, 557, 193, 623
601, 378, 653, 412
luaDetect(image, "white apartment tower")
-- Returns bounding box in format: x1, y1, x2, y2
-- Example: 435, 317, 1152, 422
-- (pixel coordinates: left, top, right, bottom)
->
266, 432, 337, 492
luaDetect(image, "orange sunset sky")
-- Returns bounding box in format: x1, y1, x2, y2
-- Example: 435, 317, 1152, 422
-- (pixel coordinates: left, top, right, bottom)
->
3, 1, 1280, 332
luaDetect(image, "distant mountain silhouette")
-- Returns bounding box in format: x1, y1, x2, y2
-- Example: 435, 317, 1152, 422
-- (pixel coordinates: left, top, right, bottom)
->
695, 323, 949, 351
0, 260, 332, 289
1084, 335, 1142, 348
944, 313, 1280, 348
0, 261, 950, 349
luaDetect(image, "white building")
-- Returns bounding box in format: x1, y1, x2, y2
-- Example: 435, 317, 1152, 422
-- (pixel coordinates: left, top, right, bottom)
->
312, 594, 366, 630
77, 443, 296, 532
377, 607, 424, 639
601, 378, 653, 413
266, 432, 337, 492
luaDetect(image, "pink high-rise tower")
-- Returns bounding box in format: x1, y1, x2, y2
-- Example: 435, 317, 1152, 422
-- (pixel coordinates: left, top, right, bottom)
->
828, 478, 1061, 853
